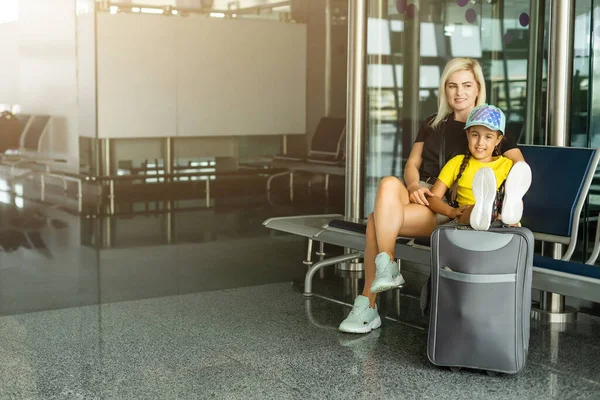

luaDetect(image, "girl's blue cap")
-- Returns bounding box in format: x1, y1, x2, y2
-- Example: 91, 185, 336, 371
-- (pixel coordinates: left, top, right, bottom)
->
465, 104, 506, 134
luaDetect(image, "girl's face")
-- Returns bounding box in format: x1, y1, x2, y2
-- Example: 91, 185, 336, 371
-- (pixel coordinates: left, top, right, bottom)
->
467, 126, 502, 163
445, 70, 479, 114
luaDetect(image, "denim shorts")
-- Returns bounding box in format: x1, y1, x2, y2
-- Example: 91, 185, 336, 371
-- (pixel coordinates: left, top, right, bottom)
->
417, 180, 451, 225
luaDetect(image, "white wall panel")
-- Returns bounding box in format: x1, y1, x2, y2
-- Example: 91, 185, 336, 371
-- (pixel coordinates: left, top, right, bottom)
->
95, 14, 306, 138
0, 22, 18, 105
176, 17, 306, 136
96, 13, 177, 138
17, 0, 78, 163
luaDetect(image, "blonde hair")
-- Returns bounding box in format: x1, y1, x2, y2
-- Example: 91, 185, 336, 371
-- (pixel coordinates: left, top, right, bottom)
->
430, 58, 486, 128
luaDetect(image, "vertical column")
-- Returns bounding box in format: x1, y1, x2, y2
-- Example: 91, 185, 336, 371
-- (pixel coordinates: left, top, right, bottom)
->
524, 0, 545, 144
545, 1, 575, 147
345, 0, 367, 222
324, 0, 332, 116
532, 0, 576, 324
496, 3, 511, 115
306, 0, 327, 150
338, 0, 367, 271
402, 5, 420, 144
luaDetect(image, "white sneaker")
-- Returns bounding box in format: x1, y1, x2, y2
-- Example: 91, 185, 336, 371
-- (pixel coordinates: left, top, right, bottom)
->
471, 167, 497, 231
370, 252, 405, 294
501, 161, 532, 225
338, 295, 382, 334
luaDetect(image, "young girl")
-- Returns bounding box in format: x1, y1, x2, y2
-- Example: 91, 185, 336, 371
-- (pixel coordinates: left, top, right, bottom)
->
427, 104, 532, 230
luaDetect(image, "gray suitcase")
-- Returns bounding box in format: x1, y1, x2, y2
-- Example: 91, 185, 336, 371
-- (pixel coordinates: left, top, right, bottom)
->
427, 225, 534, 374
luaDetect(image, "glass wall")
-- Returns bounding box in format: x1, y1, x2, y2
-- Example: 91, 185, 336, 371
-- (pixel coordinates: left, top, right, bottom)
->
365, 0, 532, 213
571, 1, 593, 149
590, 2, 600, 154
575, 0, 599, 261
365, 0, 600, 262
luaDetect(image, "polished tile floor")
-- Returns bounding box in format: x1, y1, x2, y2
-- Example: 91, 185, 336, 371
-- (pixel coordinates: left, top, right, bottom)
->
1, 182, 600, 399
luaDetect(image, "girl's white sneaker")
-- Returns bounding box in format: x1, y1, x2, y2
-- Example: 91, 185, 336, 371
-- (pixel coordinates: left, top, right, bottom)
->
501, 161, 532, 225
471, 167, 497, 231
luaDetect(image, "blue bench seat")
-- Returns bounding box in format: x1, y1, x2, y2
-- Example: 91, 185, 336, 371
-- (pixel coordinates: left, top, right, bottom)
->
534, 255, 600, 280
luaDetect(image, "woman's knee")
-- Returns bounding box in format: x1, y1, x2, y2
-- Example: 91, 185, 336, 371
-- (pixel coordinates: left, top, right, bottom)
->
378, 176, 405, 192
377, 176, 407, 199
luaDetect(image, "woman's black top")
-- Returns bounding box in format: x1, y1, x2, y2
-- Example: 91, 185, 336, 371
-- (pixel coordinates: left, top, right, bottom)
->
415, 114, 518, 182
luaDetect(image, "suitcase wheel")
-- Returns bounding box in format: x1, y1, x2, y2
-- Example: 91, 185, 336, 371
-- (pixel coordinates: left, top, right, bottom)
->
486, 371, 499, 377
449, 367, 462, 372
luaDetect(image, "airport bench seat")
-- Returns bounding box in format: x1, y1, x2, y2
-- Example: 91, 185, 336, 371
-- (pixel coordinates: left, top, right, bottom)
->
263, 145, 600, 304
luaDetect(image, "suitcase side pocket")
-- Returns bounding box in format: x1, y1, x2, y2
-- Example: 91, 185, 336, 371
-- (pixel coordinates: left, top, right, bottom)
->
430, 268, 518, 373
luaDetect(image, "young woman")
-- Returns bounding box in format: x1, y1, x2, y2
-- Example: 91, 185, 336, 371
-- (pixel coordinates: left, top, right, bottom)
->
339, 58, 525, 334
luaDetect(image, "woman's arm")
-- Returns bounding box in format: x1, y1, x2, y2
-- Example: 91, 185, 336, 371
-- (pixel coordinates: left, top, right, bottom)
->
427, 180, 468, 219
503, 148, 525, 163
404, 142, 424, 190
404, 142, 434, 205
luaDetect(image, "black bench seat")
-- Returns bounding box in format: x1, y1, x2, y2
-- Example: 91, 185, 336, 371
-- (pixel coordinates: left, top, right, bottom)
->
327, 219, 430, 246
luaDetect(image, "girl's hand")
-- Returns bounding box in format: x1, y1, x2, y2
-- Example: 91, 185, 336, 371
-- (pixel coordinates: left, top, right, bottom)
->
457, 205, 474, 224
449, 205, 471, 220
408, 184, 434, 206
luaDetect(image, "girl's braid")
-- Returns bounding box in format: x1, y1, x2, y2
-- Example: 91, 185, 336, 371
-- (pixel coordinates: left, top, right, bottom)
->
449, 147, 470, 207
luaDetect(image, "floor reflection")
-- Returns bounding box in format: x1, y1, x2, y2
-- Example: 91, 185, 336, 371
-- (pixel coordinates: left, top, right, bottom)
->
0, 175, 344, 317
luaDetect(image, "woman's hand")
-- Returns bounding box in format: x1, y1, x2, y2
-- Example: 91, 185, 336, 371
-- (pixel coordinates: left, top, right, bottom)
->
408, 183, 434, 206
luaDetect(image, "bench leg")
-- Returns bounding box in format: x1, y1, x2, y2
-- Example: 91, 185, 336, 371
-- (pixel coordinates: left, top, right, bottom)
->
266, 171, 295, 203
303, 252, 363, 297
531, 244, 577, 324
316, 241, 326, 258
316, 242, 326, 278
531, 292, 577, 324
266, 171, 291, 192
40, 174, 45, 202
302, 238, 314, 266
324, 174, 330, 203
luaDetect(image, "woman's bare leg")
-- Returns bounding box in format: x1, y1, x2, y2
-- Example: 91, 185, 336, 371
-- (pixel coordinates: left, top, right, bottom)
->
362, 177, 438, 308
362, 213, 379, 307
373, 177, 411, 259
